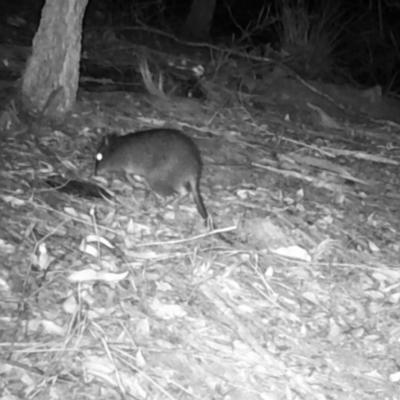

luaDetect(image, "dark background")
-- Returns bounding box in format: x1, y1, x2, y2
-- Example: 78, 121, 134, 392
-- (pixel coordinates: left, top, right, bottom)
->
1, 0, 399, 94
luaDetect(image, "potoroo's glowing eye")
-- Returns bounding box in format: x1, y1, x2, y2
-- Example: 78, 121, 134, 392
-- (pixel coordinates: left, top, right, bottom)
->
96, 153, 103, 161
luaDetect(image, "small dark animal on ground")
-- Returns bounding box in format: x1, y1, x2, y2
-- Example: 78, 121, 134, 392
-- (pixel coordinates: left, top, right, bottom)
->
95, 128, 209, 223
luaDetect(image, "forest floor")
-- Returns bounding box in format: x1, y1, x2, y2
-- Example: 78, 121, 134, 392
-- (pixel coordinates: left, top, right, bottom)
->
1, 32, 400, 400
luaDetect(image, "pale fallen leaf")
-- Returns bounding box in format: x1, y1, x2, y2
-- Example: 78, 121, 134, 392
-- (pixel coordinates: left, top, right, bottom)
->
388, 292, 400, 303
96, 271, 129, 282
85, 234, 114, 248
63, 294, 78, 314
136, 349, 146, 368
1, 195, 26, 207
127, 219, 152, 234
327, 318, 344, 343
372, 269, 400, 284
272, 246, 311, 262
64, 207, 92, 222
83, 357, 115, 374
0, 276, 11, 291
365, 370, 384, 381
37, 242, 54, 271
0, 239, 16, 254
264, 265, 274, 279
368, 240, 380, 253
64, 207, 79, 217
156, 281, 172, 291
296, 187, 304, 199
236, 189, 251, 200
79, 242, 98, 257
390, 371, 400, 383
69, 269, 129, 283
351, 327, 364, 338
41, 320, 66, 336
136, 318, 150, 336
150, 297, 186, 319
302, 291, 320, 305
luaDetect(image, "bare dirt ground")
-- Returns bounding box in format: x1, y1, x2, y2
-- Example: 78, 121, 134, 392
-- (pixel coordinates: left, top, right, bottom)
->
1, 39, 400, 400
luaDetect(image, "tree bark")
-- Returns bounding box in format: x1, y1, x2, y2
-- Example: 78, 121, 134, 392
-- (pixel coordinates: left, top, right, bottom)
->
21, 0, 89, 124
181, 0, 216, 41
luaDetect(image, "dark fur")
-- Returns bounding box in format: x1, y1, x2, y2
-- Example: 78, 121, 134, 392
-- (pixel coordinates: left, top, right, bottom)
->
95, 128, 208, 221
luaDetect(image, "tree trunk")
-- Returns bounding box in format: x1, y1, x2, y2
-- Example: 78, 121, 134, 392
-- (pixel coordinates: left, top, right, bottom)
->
21, 0, 89, 124
181, 0, 216, 41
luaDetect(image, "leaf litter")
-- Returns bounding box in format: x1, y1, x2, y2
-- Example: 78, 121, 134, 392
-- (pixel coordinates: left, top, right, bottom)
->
1, 58, 400, 400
